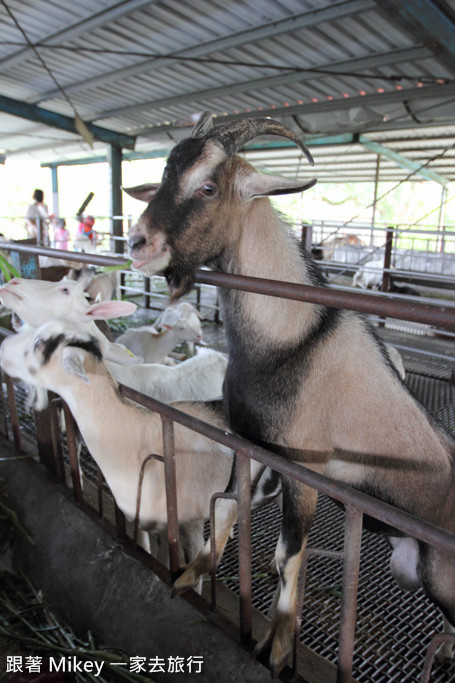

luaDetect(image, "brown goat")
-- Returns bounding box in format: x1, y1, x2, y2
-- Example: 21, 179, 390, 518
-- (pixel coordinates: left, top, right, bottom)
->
124, 113, 455, 675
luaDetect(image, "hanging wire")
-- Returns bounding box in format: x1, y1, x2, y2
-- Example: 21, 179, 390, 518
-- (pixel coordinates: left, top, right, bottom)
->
0, 1, 89, 129
1, 40, 452, 86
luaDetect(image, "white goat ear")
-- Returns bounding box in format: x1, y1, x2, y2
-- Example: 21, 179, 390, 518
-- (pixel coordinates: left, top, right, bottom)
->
85, 300, 137, 320
158, 308, 181, 328
238, 173, 317, 199
62, 348, 90, 384
121, 184, 160, 203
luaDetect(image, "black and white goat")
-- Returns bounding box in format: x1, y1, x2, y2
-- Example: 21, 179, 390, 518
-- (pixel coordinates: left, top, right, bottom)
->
124, 113, 455, 674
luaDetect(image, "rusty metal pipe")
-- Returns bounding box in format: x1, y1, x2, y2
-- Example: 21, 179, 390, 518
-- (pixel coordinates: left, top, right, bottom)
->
337, 507, 363, 683
119, 385, 455, 555
133, 453, 163, 545
196, 270, 455, 332
236, 453, 253, 646
161, 416, 180, 577
0, 243, 453, 330
420, 632, 455, 682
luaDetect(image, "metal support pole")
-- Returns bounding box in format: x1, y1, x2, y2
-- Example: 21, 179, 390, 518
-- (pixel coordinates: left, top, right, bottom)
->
371, 155, 381, 245
51, 165, 59, 217
381, 226, 394, 295
337, 506, 363, 683
301, 223, 313, 252
438, 186, 448, 253
107, 145, 123, 255
144, 276, 151, 309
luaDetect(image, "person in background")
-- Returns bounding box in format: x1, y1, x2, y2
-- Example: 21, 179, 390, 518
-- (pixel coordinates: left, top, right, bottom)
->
53, 218, 70, 250
25, 189, 50, 243
77, 215, 96, 242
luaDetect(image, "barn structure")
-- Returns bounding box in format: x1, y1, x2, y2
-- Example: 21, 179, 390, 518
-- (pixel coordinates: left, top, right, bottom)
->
0, 1, 455, 682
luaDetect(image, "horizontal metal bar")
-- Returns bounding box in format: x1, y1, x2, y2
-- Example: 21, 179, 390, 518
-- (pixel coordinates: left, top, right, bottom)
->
118, 385, 455, 556
195, 270, 455, 331
1, 243, 453, 331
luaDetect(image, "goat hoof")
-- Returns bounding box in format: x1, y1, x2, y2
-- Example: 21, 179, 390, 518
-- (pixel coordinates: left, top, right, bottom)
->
254, 619, 293, 677
172, 573, 198, 597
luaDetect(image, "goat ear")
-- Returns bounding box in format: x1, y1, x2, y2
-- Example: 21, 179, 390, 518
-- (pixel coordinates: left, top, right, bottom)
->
62, 348, 90, 384
157, 308, 181, 328
121, 184, 160, 203
238, 173, 317, 199
85, 300, 137, 320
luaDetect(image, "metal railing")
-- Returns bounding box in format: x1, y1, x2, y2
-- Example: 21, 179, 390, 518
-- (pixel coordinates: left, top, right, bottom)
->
1, 243, 455, 682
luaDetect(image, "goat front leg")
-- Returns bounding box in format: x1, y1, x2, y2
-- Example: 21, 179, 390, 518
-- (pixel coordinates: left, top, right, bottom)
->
254, 479, 319, 676
172, 458, 267, 596
172, 496, 238, 596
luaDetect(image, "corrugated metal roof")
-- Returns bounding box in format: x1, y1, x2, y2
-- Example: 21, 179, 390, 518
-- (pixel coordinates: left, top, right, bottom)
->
1, 0, 454, 182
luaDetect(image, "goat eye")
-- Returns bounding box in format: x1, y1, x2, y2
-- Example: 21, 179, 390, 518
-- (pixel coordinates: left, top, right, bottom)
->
34, 338, 44, 351
61, 287, 70, 295
200, 183, 217, 197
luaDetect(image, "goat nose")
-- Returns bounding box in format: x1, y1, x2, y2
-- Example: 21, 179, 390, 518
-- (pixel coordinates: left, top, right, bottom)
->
128, 235, 146, 252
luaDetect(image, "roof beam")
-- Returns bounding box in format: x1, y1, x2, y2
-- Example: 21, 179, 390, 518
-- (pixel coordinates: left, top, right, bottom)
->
0, 94, 136, 149
136, 82, 455, 136
359, 136, 450, 184
373, 0, 455, 74
93, 45, 430, 122
34, 0, 374, 103
39, 133, 359, 167
0, 0, 157, 71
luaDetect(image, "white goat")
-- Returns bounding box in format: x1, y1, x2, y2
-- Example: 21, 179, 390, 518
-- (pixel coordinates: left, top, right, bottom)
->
116, 303, 203, 364
66, 266, 121, 302
107, 347, 227, 402
124, 112, 455, 675
352, 258, 389, 289
0, 319, 234, 566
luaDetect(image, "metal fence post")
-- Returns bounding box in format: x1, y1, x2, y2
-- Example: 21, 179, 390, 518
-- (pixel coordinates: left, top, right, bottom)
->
337, 506, 363, 683
236, 453, 252, 646
161, 415, 180, 578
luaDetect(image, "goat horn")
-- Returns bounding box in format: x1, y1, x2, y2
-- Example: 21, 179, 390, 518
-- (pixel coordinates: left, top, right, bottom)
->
207, 117, 314, 166
190, 111, 214, 138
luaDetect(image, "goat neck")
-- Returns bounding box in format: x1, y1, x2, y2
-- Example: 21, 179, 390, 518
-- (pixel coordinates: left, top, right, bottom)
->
219, 195, 323, 348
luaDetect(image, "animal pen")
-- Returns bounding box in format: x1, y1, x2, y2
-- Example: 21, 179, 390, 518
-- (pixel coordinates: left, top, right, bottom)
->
0, 241, 455, 683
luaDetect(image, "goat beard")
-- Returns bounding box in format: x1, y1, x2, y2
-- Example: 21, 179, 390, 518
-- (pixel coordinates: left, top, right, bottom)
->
164, 263, 196, 301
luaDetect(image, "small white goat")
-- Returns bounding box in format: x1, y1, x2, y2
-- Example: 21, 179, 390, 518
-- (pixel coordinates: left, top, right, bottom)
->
107, 347, 227, 402
352, 258, 389, 289
0, 319, 234, 565
116, 302, 203, 364
66, 266, 121, 302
